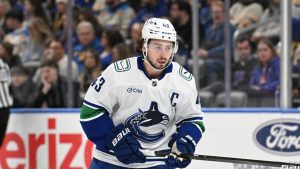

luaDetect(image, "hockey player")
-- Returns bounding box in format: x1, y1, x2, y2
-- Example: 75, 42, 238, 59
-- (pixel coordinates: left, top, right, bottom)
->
80, 17, 205, 169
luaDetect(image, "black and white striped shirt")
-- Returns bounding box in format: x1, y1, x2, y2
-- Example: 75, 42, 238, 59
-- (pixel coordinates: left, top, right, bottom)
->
0, 59, 13, 108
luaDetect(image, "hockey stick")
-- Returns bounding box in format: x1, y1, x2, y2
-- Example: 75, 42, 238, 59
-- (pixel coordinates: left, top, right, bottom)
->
141, 149, 300, 167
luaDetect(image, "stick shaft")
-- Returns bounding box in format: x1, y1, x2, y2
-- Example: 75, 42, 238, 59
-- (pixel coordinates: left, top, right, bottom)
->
150, 150, 299, 167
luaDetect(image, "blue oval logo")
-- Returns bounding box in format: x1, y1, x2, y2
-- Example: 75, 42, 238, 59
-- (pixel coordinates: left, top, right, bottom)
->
253, 119, 300, 155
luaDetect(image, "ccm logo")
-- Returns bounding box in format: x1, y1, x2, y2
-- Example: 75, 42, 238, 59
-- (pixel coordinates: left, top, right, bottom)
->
127, 88, 142, 93
112, 128, 130, 147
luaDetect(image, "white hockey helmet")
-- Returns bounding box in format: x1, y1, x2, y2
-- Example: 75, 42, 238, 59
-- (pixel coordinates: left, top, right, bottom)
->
141, 18, 178, 70
142, 18, 178, 54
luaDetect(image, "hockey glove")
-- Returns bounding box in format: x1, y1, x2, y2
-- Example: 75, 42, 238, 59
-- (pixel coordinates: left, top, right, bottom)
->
166, 122, 202, 168
106, 124, 146, 164
165, 133, 192, 168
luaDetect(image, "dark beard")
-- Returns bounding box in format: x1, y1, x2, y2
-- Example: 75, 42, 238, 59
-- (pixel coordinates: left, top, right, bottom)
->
147, 57, 172, 70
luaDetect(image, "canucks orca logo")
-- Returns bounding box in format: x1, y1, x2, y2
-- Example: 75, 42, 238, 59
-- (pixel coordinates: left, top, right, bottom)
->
125, 101, 169, 143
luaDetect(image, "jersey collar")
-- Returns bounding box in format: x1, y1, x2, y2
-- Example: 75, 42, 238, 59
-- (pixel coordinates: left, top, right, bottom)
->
137, 57, 173, 80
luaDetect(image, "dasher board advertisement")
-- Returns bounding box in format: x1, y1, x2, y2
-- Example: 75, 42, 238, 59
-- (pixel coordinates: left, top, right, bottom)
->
0, 108, 299, 169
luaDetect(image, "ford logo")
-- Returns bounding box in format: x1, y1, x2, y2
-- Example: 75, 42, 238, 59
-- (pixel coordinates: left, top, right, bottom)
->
253, 119, 300, 155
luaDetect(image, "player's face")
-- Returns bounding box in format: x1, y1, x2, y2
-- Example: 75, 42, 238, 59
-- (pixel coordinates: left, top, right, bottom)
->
146, 39, 174, 69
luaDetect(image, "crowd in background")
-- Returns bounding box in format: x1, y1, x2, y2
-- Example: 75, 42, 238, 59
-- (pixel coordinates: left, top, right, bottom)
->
1, 0, 300, 108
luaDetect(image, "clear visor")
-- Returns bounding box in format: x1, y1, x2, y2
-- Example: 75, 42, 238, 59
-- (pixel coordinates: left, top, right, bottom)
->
147, 44, 175, 54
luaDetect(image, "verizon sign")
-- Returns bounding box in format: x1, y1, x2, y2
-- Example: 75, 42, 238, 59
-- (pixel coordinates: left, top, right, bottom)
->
0, 113, 93, 169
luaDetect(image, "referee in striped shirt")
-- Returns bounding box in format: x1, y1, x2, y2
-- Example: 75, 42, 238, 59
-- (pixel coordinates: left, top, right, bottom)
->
0, 58, 13, 148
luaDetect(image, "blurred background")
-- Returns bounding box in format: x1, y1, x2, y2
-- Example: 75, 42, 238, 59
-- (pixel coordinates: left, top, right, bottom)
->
1, 1, 300, 169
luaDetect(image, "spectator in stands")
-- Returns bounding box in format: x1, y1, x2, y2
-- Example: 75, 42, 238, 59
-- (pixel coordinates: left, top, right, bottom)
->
48, 38, 79, 79
8, 0, 23, 12
20, 17, 53, 69
0, 0, 10, 25
78, 49, 102, 101
33, 60, 80, 108
292, 61, 300, 107
198, 0, 235, 84
11, 66, 38, 107
73, 21, 103, 72
79, 7, 103, 38
169, 0, 204, 51
0, 42, 21, 68
247, 38, 280, 107
55, 7, 81, 47
199, 0, 213, 30
251, 0, 280, 44
292, 0, 300, 19
0, 0, 11, 40
97, 0, 135, 38
92, 0, 106, 13
129, 0, 167, 28
126, 22, 142, 55
232, 34, 258, 90
34, 38, 79, 83
53, 0, 67, 34
43, 0, 56, 22
291, 0, 300, 42
199, 35, 257, 107
167, 1, 190, 67
169, 0, 204, 68
169, 0, 180, 27
23, 0, 50, 26
99, 29, 124, 69
229, 0, 263, 29
4, 9, 28, 63
216, 35, 258, 107
112, 42, 132, 62
291, 0, 300, 107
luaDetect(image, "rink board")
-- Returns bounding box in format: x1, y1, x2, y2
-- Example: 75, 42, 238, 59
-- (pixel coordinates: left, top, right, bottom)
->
0, 108, 299, 169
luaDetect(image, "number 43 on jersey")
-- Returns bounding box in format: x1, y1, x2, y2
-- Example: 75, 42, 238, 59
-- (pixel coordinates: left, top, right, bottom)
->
91, 77, 105, 92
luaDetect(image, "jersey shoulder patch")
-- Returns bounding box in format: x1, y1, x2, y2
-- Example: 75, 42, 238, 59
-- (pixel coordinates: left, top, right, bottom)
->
178, 66, 193, 81
114, 59, 131, 72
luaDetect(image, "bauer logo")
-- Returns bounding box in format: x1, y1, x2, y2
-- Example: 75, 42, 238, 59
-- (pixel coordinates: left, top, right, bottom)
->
253, 119, 300, 155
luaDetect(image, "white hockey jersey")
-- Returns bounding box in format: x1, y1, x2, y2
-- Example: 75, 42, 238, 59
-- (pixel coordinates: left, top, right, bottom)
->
82, 57, 204, 168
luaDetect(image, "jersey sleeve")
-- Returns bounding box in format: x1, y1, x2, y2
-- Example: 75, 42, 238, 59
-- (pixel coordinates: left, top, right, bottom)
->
175, 78, 205, 143
82, 66, 118, 114
80, 66, 117, 150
